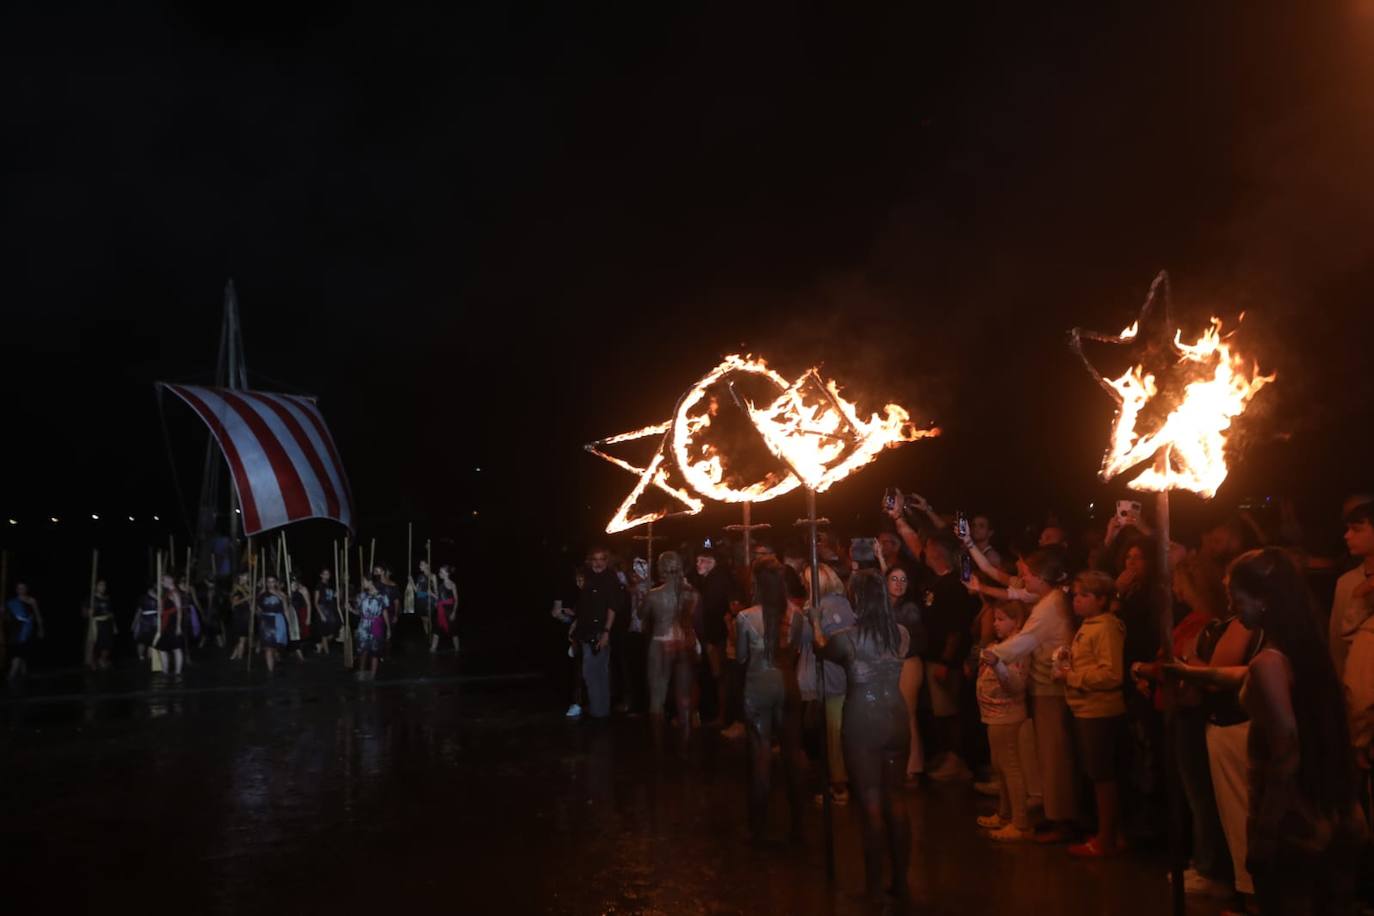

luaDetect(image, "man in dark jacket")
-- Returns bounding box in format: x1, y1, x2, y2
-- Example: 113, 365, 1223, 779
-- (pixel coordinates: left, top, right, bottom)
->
574, 546, 627, 718
691, 546, 735, 726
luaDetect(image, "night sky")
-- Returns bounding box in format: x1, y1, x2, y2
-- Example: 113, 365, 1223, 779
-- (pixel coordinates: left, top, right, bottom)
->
5, 3, 1373, 571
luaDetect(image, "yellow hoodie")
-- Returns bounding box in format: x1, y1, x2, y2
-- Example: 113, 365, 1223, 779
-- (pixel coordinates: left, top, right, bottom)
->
1064, 612, 1126, 719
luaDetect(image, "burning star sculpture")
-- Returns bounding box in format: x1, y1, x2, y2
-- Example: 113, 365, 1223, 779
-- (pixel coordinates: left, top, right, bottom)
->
587, 354, 938, 533
1070, 271, 1275, 499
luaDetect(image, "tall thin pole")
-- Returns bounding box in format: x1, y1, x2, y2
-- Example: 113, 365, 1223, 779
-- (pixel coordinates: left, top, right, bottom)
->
85, 548, 99, 669
802, 486, 835, 881
246, 537, 256, 672
1155, 446, 1185, 916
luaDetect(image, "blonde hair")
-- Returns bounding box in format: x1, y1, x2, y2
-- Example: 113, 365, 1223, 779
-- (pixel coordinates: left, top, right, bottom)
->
1073, 570, 1116, 603
803, 562, 845, 599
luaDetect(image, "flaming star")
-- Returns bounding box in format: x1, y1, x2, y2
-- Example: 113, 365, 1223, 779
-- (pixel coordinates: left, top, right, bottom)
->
1070, 272, 1275, 499
588, 354, 938, 533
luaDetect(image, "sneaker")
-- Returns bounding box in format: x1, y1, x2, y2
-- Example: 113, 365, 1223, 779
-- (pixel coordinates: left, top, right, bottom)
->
720, 722, 746, 739
976, 814, 1008, 829
1172, 867, 1234, 899
988, 823, 1034, 843
973, 780, 1002, 797
928, 755, 973, 782
565, 703, 583, 718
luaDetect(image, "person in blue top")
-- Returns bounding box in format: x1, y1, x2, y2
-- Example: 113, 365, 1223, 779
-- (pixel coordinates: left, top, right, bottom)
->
6, 582, 45, 682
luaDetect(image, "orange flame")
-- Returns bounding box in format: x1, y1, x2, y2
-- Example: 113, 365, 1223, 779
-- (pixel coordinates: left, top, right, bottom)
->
1100, 318, 1273, 497
592, 354, 937, 531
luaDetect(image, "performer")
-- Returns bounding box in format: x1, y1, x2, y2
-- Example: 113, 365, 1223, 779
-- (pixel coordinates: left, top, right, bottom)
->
82, 579, 116, 670
154, 573, 186, 677
642, 551, 698, 753
354, 574, 391, 680
227, 572, 252, 661
177, 575, 203, 658
256, 575, 290, 673
287, 573, 311, 662
313, 568, 340, 655
810, 569, 912, 899
431, 565, 459, 654
5, 582, 44, 682
409, 559, 435, 650
131, 582, 160, 664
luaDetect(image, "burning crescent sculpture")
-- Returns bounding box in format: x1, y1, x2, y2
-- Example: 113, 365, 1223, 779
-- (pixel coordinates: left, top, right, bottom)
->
1070, 272, 1275, 499
587, 354, 939, 533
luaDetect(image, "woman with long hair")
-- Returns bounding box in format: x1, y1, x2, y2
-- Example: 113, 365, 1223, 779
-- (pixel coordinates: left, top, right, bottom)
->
799, 562, 855, 805
642, 551, 698, 752
887, 565, 927, 784
353, 573, 391, 681
228, 572, 251, 661
255, 575, 290, 674
154, 573, 185, 677
313, 568, 341, 655
1228, 548, 1364, 913
736, 558, 804, 842
810, 568, 911, 899
431, 565, 459, 654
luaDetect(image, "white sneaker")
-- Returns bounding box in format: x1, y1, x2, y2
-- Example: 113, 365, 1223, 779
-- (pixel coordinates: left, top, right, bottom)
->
565, 703, 583, 718
1172, 867, 1233, 899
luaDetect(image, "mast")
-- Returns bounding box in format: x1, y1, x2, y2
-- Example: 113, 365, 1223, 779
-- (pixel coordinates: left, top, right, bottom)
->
195, 281, 248, 567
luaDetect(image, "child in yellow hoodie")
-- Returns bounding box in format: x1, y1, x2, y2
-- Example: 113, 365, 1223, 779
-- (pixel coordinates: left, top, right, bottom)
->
1054, 570, 1126, 858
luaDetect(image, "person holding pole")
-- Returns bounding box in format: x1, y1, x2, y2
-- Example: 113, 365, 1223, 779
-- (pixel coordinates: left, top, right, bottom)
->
5, 582, 44, 682
256, 575, 290, 674
154, 573, 185, 677
313, 567, 341, 655
228, 571, 252, 661
432, 564, 459, 654
809, 568, 912, 900
353, 572, 390, 680
799, 561, 855, 806
85, 579, 116, 670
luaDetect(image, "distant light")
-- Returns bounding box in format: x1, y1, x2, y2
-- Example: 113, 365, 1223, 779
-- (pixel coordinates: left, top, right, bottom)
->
153, 515, 160, 521
128, 515, 136, 522
91, 514, 100, 520
235, 508, 241, 515
471, 511, 479, 517
7, 519, 15, 526
50, 516, 59, 523
474, 467, 481, 472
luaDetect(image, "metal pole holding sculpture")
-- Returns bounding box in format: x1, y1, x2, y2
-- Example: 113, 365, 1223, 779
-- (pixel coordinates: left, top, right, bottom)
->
797, 486, 835, 881
246, 538, 256, 672
1071, 271, 1273, 916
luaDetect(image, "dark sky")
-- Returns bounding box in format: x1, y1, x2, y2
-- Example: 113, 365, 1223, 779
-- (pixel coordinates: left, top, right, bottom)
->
5, 2, 1373, 556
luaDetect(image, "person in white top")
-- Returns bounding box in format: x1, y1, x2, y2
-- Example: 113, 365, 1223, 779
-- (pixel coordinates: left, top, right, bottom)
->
1330, 499, 1374, 769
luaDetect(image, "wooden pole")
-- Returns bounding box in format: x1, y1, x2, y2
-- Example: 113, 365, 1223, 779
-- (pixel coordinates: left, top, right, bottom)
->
369, 537, 376, 576
1154, 446, 1185, 916
0, 549, 8, 666
424, 538, 433, 637
151, 551, 164, 673
85, 548, 99, 668
803, 486, 835, 881
342, 537, 354, 669
246, 538, 256, 672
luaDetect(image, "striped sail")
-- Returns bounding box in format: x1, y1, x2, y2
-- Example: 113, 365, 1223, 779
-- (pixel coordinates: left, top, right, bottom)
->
162, 384, 354, 535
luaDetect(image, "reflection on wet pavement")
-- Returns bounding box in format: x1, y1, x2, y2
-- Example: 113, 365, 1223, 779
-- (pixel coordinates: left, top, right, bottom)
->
2, 660, 1180, 915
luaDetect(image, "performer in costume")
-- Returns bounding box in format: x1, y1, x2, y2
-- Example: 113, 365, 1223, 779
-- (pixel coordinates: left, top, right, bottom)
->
313, 568, 341, 655
404, 560, 434, 652
642, 551, 699, 753
432, 565, 460, 654
83, 579, 116, 670
287, 573, 311, 662
228, 572, 252, 661
256, 575, 290, 673
354, 574, 391, 680
177, 575, 203, 659
131, 584, 160, 664
154, 574, 186, 677
5, 582, 44, 682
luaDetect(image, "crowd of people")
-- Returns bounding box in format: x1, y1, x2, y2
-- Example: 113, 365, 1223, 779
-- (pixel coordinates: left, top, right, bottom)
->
2, 557, 462, 682
553, 489, 1374, 911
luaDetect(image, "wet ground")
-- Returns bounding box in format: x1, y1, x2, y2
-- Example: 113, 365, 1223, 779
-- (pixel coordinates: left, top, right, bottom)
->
2, 653, 1211, 915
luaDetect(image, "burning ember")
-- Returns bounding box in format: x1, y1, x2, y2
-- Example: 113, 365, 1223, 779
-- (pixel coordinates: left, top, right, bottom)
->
588, 354, 937, 533
1072, 272, 1275, 499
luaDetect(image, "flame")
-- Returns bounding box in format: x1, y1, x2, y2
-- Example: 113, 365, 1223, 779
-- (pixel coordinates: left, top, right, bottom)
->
1100, 317, 1274, 497
593, 353, 937, 530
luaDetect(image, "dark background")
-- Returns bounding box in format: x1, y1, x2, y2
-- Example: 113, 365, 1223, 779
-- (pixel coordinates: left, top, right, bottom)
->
3, 3, 1372, 667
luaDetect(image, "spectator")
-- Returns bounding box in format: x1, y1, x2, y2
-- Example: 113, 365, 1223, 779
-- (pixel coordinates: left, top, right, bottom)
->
887, 565, 927, 784
1229, 548, 1365, 913
976, 600, 1033, 841
1057, 570, 1127, 858
573, 547, 627, 720
799, 561, 856, 805
1330, 499, 1374, 776
920, 533, 980, 782
692, 545, 734, 727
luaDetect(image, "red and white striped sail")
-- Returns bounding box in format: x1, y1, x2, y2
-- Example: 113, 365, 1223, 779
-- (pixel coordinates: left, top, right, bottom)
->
161, 384, 355, 535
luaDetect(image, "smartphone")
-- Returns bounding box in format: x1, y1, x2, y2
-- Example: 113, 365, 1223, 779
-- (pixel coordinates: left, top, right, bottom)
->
1115, 499, 1142, 524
